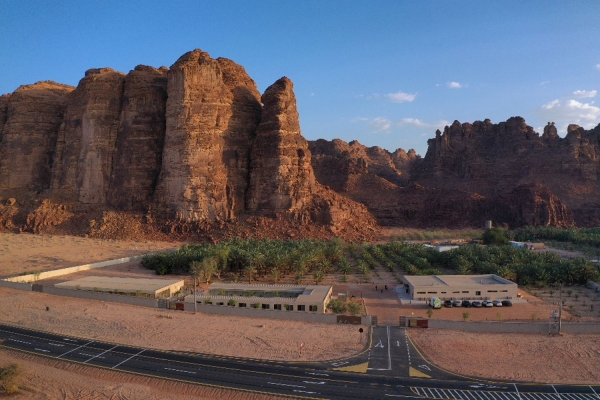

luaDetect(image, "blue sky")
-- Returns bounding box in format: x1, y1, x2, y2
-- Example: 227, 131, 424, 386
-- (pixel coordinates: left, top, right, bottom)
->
1, 1, 599, 156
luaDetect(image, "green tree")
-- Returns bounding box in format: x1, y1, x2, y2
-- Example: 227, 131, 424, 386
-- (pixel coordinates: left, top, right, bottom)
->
462, 312, 470, 321
327, 299, 347, 314
482, 228, 510, 245
426, 309, 434, 318
244, 265, 258, 283
313, 270, 325, 284
347, 302, 362, 315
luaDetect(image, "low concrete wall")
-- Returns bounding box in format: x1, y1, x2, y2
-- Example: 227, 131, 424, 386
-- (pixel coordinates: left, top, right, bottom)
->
0, 280, 32, 291
42, 286, 159, 308
3, 255, 147, 283
427, 319, 600, 334
177, 302, 371, 325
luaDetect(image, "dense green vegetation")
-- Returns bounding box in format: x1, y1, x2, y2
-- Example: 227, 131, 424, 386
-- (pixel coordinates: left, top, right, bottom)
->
515, 226, 600, 248
393, 229, 482, 241
143, 233, 600, 289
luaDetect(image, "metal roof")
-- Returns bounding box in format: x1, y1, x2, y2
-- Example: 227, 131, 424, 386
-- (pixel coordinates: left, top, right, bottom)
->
404, 274, 516, 287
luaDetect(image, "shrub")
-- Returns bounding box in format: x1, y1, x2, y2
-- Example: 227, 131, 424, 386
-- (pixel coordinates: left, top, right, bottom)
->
347, 302, 362, 315
327, 299, 347, 314
228, 299, 236, 306
482, 228, 510, 245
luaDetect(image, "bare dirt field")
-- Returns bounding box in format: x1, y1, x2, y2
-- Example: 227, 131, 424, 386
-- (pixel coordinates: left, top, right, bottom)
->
1, 232, 600, 397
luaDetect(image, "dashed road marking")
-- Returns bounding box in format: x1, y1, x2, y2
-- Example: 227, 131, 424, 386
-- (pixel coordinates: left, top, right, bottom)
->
84, 345, 118, 363
412, 387, 599, 400
111, 349, 145, 369
268, 382, 305, 388
34, 348, 50, 353
57, 341, 94, 359
165, 367, 196, 374
9, 338, 31, 345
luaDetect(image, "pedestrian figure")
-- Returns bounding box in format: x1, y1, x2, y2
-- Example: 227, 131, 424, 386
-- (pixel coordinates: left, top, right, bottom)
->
381, 289, 383, 293
375, 285, 378, 291
385, 285, 388, 290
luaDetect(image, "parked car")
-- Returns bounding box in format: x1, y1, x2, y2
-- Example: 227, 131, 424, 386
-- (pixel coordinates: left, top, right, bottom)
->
493, 300, 503, 307
462, 300, 472, 307
482, 300, 493, 307
453, 300, 462, 307
444, 300, 453, 308
502, 300, 513, 307
472, 300, 482, 307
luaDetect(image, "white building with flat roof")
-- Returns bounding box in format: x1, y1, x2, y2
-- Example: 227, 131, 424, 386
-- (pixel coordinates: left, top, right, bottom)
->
184, 283, 333, 313
55, 276, 185, 298
403, 274, 517, 301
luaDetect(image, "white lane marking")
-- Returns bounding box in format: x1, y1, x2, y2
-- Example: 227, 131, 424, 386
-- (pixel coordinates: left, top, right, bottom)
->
34, 348, 50, 353
419, 364, 431, 371
306, 372, 329, 376
268, 382, 305, 388
397, 341, 400, 346
63, 338, 77, 342
47, 343, 65, 347
111, 349, 145, 369
9, 338, 32, 345
303, 381, 326, 385
84, 345, 118, 363
293, 390, 318, 394
57, 341, 94, 358
331, 361, 349, 367
514, 384, 523, 400
384, 395, 424, 398
165, 367, 196, 374
80, 352, 104, 359
387, 326, 391, 370
375, 339, 384, 348
590, 386, 600, 399
552, 385, 563, 400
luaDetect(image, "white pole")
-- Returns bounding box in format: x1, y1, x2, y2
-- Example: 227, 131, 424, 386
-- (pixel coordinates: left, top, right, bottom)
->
194, 277, 197, 314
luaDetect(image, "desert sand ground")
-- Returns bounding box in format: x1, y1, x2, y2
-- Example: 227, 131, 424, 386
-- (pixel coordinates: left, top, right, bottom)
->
1, 232, 599, 398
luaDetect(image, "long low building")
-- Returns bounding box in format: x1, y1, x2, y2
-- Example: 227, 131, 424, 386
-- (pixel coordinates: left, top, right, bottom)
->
184, 283, 333, 313
55, 276, 185, 298
403, 274, 517, 301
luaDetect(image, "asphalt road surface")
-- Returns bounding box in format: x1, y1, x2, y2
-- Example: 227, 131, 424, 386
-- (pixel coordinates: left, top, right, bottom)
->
1, 324, 599, 399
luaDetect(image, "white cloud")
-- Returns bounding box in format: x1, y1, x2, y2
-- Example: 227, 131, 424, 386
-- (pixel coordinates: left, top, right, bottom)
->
385, 91, 417, 103
369, 117, 392, 131
354, 116, 449, 134
535, 98, 600, 132
571, 90, 597, 98
447, 81, 463, 89
542, 99, 560, 110
540, 81, 549, 86
596, 64, 600, 70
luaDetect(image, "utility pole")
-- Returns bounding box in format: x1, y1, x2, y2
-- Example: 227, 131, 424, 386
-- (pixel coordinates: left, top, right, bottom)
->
194, 276, 197, 314
558, 283, 562, 335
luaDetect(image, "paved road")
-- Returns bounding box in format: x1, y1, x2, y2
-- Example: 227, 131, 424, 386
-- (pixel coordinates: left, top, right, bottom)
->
1, 324, 599, 399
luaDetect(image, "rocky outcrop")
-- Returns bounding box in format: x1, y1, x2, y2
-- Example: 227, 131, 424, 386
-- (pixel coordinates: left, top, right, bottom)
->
0, 82, 74, 191
107, 65, 168, 211
247, 77, 315, 213
152, 50, 262, 221
247, 77, 377, 232
51, 68, 126, 204
413, 117, 600, 226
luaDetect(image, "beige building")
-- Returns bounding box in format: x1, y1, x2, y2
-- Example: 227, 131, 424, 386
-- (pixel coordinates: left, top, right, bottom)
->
184, 283, 333, 313
403, 274, 517, 301
55, 276, 185, 298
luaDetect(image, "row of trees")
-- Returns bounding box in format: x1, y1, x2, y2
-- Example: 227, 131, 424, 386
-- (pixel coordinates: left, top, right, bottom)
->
143, 235, 600, 290
514, 226, 600, 247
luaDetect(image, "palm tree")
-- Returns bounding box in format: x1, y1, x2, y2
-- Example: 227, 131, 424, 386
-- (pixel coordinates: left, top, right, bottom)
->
244, 265, 258, 284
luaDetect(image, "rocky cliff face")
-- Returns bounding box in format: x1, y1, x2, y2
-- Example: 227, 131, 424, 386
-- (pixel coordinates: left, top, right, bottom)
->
1, 50, 596, 239
51, 68, 126, 204
107, 65, 168, 211
152, 50, 262, 222
412, 117, 600, 226
247, 77, 315, 213
0, 82, 74, 191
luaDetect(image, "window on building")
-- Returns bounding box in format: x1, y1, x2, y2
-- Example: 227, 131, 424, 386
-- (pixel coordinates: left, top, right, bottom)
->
217, 302, 224, 306
239, 303, 246, 308
487, 290, 498, 292
453, 291, 460, 293
309, 305, 317, 312
298, 305, 306, 311
476, 291, 481, 296
427, 292, 437, 294
262, 304, 270, 309
501, 290, 508, 292
417, 292, 426, 294
274, 304, 282, 310
462, 291, 469, 293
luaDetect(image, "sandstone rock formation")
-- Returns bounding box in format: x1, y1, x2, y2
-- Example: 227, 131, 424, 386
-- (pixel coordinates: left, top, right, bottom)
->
152, 50, 262, 222
1, 49, 597, 239
0, 82, 73, 191
247, 77, 315, 213
107, 65, 168, 211
51, 68, 126, 204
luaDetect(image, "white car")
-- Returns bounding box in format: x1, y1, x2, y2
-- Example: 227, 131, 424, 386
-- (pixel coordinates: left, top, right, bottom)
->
482, 300, 493, 307
493, 300, 503, 307
453, 300, 462, 307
